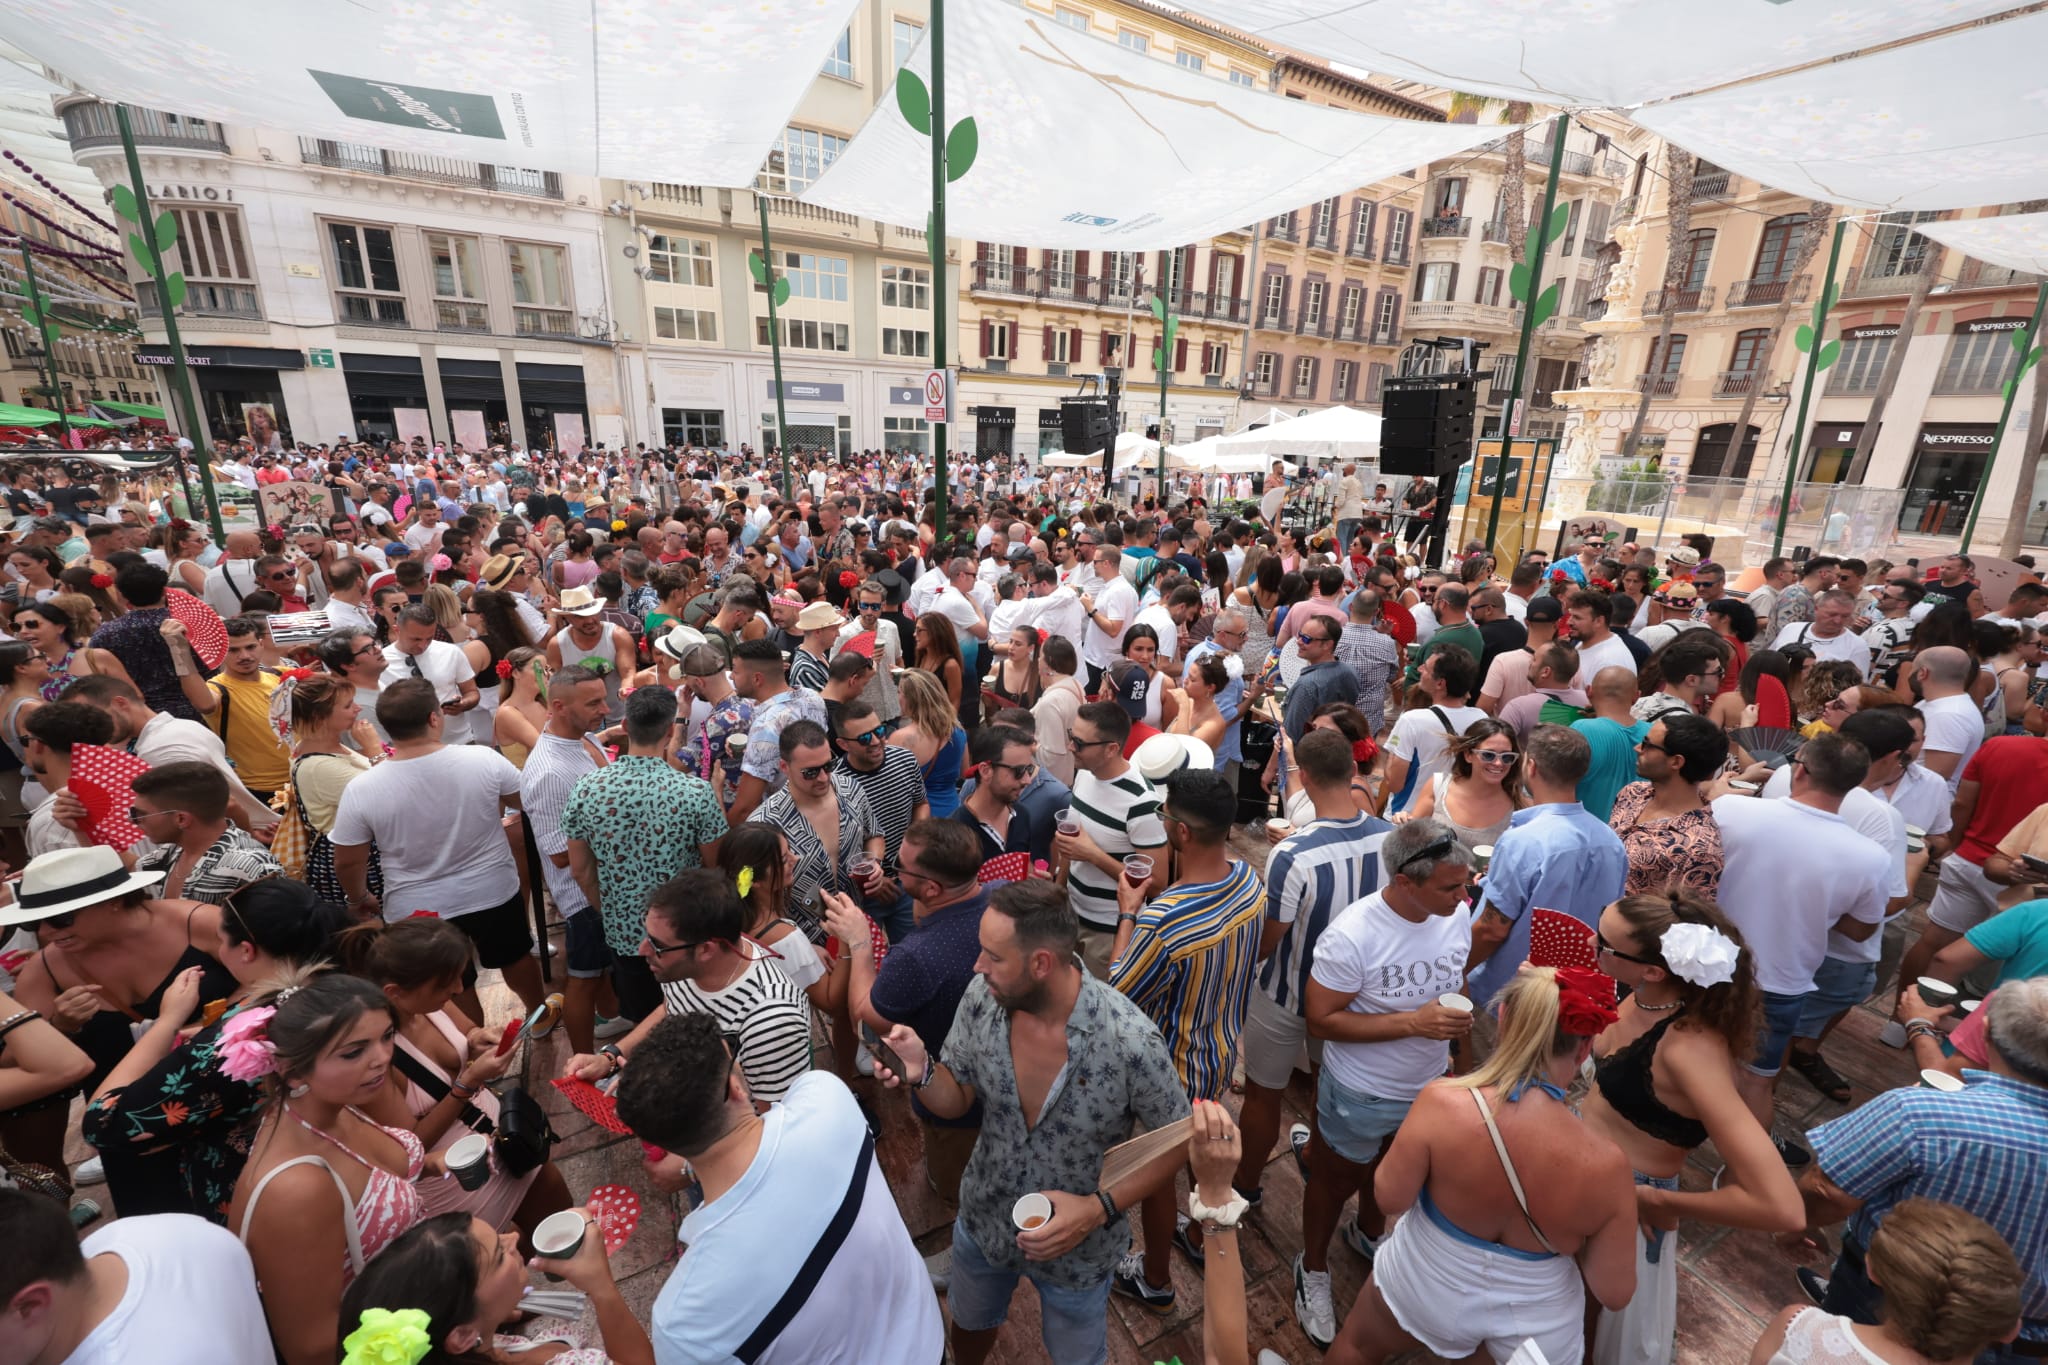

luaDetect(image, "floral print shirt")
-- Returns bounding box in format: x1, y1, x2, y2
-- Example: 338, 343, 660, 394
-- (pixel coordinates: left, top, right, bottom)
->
561, 756, 730, 955
1608, 781, 1724, 900
942, 973, 1190, 1290
679, 693, 754, 802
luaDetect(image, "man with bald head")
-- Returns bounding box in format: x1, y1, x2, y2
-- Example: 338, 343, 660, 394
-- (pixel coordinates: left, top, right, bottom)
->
1910, 645, 1982, 793
1571, 666, 1650, 820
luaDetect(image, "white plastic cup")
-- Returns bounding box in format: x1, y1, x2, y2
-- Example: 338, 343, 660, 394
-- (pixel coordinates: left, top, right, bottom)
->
1471, 844, 1494, 868
1438, 992, 1474, 1013
1915, 976, 1960, 1004
1266, 818, 1292, 839
1122, 854, 1154, 885
1960, 998, 1982, 1014
1728, 780, 1760, 794
446, 1133, 491, 1191
1919, 1069, 1965, 1092
1012, 1192, 1053, 1231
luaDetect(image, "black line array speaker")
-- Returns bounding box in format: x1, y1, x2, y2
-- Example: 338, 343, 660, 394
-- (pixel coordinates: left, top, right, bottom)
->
1379, 384, 1477, 476
1059, 398, 1114, 453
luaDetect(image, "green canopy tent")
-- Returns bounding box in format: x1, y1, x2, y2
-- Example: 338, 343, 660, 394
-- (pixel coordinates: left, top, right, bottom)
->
91, 400, 166, 421
0, 404, 62, 428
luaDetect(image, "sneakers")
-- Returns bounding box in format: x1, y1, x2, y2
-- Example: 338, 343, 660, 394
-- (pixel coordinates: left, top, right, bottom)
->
1797, 1267, 1830, 1307
1776, 1137, 1814, 1168
1341, 1219, 1382, 1265
1288, 1122, 1312, 1179
1173, 1211, 1206, 1267
1293, 1252, 1336, 1348
592, 1013, 634, 1040
73, 1156, 104, 1186
1878, 1019, 1909, 1050
1111, 1251, 1175, 1312
924, 1246, 952, 1295
1257, 1354, 1292, 1365
854, 1046, 876, 1078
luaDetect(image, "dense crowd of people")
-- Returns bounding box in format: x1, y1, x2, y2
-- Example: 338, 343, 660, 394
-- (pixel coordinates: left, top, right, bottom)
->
0, 436, 2040, 1365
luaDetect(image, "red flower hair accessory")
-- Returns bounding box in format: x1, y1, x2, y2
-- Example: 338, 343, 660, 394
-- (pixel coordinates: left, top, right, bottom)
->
495, 658, 515, 680
90, 572, 113, 589
1554, 965, 1620, 1037
1351, 737, 1378, 765
838, 570, 859, 589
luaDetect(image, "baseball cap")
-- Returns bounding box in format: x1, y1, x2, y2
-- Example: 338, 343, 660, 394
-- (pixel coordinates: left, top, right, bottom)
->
675, 643, 730, 677
1527, 596, 1565, 622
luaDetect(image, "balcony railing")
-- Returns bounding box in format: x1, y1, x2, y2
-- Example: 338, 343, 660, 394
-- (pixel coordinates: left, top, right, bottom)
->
62, 101, 226, 153
1601, 156, 1631, 179
1645, 284, 1714, 313
1690, 170, 1734, 199
1586, 298, 1610, 322
138, 283, 261, 319
1307, 228, 1339, 252
1726, 274, 1810, 308
1714, 369, 1764, 398
299, 138, 563, 199
1369, 326, 1400, 345
1421, 215, 1470, 239
337, 294, 408, 327
435, 300, 490, 332
515, 307, 575, 336
763, 195, 860, 227
1257, 304, 1292, 331
1959, 259, 2029, 289
1248, 375, 1280, 398
1481, 220, 1511, 245
1614, 194, 1640, 220
1382, 247, 1412, 268
1843, 265, 1932, 299
1561, 151, 1595, 176
1265, 218, 1298, 243
965, 262, 1241, 318
1346, 235, 1375, 261
650, 183, 704, 206
1335, 320, 1366, 343
1634, 372, 1680, 397
1296, 313, 1331, 338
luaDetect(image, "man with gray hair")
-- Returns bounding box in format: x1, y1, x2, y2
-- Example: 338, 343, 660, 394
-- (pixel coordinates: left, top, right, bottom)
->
1293, 816, 1477, 1347
1795, 976, 2048, 1347
1336, 589, 1401, 733
1771, 587, 1872, 677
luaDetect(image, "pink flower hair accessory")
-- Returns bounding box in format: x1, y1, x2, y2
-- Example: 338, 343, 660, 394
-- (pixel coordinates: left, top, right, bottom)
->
217, 1005, 279, 1083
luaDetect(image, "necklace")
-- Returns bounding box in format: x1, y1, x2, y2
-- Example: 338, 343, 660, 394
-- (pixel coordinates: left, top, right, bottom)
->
1632, 995, 1681, 1013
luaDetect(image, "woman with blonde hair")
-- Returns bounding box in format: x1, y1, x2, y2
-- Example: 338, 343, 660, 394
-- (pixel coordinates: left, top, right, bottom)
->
1798, 659, 1868, 737
1327, 966, 1639, 1365
1228, 547, 1280, 676
890, 667, 967, 817
160, 518, 211, 596
1748, 1199, 2023, 1365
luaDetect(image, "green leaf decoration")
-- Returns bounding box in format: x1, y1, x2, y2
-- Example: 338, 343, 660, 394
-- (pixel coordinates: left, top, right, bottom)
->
1509, 261, 1531, 303
1546, 202, 1570, 242
1153, 344, 1165, 368
772, 277, 791, 307
18, 305, 38, 330
2014, 326, 2036, 352
154, 211, 178, 252
164, 273, 187, 309
945, 116, 978, 184
1794, 322, 1815, 353
1163, 315, 1179, 346
1148, 294, 1166, 321
1814, 338, 1841, 372
128, 231, 152, 266
109, 183, 138, 224
896, 69, 931, 134
747, 251, 768, 286
1531, 280, 1561, 329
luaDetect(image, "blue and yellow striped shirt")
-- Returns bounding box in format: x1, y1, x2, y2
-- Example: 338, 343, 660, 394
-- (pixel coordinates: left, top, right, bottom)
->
1110, 859, 1265, 1100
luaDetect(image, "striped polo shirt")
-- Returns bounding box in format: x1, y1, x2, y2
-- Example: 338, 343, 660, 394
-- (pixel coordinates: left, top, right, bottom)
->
1256, 812, 1394, 1014
1067, 766, 1168, 930
1110, 859, 1265, 1100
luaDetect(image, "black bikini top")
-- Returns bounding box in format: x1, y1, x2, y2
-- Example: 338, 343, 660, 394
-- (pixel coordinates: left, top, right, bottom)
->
1592, 1012, 1709, 1150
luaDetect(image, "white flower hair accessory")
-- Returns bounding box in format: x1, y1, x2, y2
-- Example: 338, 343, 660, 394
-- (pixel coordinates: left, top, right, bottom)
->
1659, 922, 1740, 989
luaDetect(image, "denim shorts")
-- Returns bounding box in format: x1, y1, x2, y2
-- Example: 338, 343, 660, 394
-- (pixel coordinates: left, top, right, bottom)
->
1748, 988, 1811, 1076
947, 1217, 1113, 1365
563, 906, 614, 979
1795, 957, 1878, 1039
1315, 1070, 1412, 1165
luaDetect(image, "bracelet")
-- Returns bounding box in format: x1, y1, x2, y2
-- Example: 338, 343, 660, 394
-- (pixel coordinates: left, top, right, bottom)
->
0, 1009, 41, 1044
1095, 1189, 1119, 1223
449, 1080, 479, 1100
1904, 1021, 1942, 1041
914, 1054, 938, 1090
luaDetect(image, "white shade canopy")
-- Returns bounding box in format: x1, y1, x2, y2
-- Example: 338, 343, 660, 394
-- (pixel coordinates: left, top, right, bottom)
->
1916, 213, 2048, 279
1209, 405, 1383, 463
800, 0, 1506, 250
0, 0, 862, 186
1042, 431, 1157, 469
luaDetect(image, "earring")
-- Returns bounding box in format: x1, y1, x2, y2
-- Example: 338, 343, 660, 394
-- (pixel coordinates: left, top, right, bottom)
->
288, 1083, 309, 1098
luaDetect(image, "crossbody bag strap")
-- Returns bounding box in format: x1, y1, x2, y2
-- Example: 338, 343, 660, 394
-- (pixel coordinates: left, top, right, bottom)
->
240, 1154, 366, 1276
733, 1129, 875, 1363
1429, 705, 1456, 736
1469, 1088, 1558, 1254
389, 1039, 493, 1134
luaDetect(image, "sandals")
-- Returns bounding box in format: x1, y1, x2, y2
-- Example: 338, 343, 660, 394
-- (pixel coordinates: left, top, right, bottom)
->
1788, 1048, 1852, 1103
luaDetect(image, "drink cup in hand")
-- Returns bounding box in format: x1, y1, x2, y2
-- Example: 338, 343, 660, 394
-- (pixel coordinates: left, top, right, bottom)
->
851, 857, 881, 892
1122, 855, 1153, 886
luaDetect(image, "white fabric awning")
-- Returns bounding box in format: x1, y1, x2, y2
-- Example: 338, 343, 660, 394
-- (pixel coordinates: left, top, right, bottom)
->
801, 0, 1505, 250
1635, 10, 2048, 211
1174, 0, 2022, 110
1042, 431, 1156, 469
1209, 404, 1382, 462
0, 0, 862, 187
1917, 213, 2048, 279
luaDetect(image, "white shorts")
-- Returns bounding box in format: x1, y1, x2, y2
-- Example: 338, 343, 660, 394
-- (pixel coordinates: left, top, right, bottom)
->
1239, 986, 1323, 1091
1926, 855, 2000, 934
1374, 1196, 1587, 1365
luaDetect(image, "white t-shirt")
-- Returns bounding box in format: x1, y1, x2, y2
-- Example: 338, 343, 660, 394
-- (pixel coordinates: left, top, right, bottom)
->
330, 746, 523, 918
1081, 574, 1139, 672
380, 639, 476, 742
656, 1073, 943, 1364
1387, 703, 1488, 812
1310, 890, 1473, 1099
930, 585, 982, 639
201, 558, 261, 618
1880, 762, 1954, 839
1133, 602, 1180, 665
1917, 693, 1986, 794
70, 1215, 274, 1365
1576, 631, 1638, 678
1760, 773, 1909, 962
403, 520, 444, 554
1709, 795, 1889, 994
1771, 621, 1873, 679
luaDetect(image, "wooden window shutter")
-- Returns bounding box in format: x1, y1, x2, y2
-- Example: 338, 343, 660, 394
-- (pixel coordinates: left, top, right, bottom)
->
1069, 327, 1083, 360
1448, 263, 1460, 300
980, 318, 993, 358
1006, 322, 1019, 357
1388, 293, 1402, 335
1074, 250, 1090, 280
1206, 249, 1220, 295
976, 241, 990, 264
1042, 325, 1053, 359
1100, 331, 1114, 364
1174, 337, 1188, 372
1151, 332, 1162, 370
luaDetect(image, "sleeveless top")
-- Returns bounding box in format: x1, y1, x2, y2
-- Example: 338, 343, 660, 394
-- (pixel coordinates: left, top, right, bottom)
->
1429, 771, 1514, 850
1767, 1309, 1895, 1365
239, 1108, 427, 1283
922, 726, 967, 818
40, 647, 79, 702
1592, 1012, 1710, 1149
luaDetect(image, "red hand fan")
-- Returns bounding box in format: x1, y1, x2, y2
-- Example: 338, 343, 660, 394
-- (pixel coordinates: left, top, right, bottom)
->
550, 1076, 634, 1135
839, 629, 878, 660
1529, 908, 1599, 971
165, 589, 228, 670
68, 744, 151, 852
588, 1184, 641, 1254
977, 852, 1031, 886
492, 1017, 523, 1057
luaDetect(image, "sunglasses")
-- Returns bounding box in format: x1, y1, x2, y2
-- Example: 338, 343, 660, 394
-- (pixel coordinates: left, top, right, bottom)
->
986, 760, 1038, 781
1067, 732, 1117, 751
1596, 931, 1655, 966
842, 725, 886, 747
792, 761, 833, 780
1393, 833, 1455, 875
1473, 750, 1518, 765
127, 804, 169, 823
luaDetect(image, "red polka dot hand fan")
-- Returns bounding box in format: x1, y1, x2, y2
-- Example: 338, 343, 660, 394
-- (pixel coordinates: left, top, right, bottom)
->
550, 1076, 633, 1135
977, 852, 1031, 886
838, 629, 878, 660
69, 744, 151, 852
1529, 908, 1599, 970
166, 589, 228, 670
588, 1184, 641, 1255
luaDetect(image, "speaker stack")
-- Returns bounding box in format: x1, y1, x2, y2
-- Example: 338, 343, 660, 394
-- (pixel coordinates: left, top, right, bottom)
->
1379, 378, 1478, 477
1058, 397, 1115, 454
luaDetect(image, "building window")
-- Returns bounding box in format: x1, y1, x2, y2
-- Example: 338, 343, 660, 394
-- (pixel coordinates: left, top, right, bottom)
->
1214, 253, 1240, 305
662, 409, 725, 446
1102, 252, 1134, 302
1053, 6, 1090, 30
1417, 262, 1455, 302
1476, 266, 1503, 307
758, 127, 848, 195
1373, 290, 1398, 336
1254, 351, 1278, 392
1727, 327, 1770, 375
1227, 69, 1256, 88
1334, 360, 1355, 401
1366, 361, 1389, 401
647, 234, 714, 287
894, 18, 922, 69
1431, 177, 1466, 216
756, 317, 851, 351
882, 326, 930, 358
1830, 333, 1894, 394
1301, 279, 1326, 327
758, 251, 850, 302
507, 241, 571, 334
881, 263, 929, 310
1292, 355, 1317, 397
1044, 249, 1076, 294
1204, 341, 1227, 377
883, 414, 929, 456
424, 232, 486, 330
1385, 209, 1411, 262
1049, 329, 1074, 364
1261, 273, 1287, 325
821, 25, 854, 79
1310, 197, 1338, 248
1935, 327, 2023, 393
1752, 213, 1811, 283
1117, 28, 1148, 53
1678, 228, 1715, 293
328, 222, 405, 326
1349, 202, 1375, 257
1340, 286, 1363, 335
654, 306, 717, 342
161, 206, 258, 317
1176, 50, 1204, 73
1867, 210, 1939, 279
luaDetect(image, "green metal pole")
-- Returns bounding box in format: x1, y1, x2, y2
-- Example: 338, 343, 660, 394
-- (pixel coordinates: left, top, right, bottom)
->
1960, 277, 2048, 552
1483, 114, 1567, 556
16, 245, 69, 441
1770, 218, 1846, 558
755, 195, 793, 501
1156, 253, 1175, 497
929, 0, 949, 543
117, 104, 224, 540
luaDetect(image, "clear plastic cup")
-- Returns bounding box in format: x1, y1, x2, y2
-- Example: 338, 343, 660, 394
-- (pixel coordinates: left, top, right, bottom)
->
1056, 807, 1080, 837
1122, 854, 1154, 886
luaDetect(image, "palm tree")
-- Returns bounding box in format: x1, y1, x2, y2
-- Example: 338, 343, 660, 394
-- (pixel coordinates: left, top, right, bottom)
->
1446, 92, 1534, 257
1845, 223, 1946, 485
1622, 143, 1696, 461
1726, 198, 1836, 482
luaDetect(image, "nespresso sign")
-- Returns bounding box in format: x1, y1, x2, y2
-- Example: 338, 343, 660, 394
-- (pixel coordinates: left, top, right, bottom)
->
1918, 423, 1999, 450
1845, 325, 1898, 339
1961, 318, 2030, 334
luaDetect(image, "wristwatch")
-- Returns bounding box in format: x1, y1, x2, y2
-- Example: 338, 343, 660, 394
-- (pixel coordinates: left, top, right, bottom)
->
599, 1043, 626, 1075
1188, 1189, 1250, 1230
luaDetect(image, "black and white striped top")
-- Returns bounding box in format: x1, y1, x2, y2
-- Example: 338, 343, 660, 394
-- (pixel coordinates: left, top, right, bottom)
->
1067, 768, 1168, 930
836, 745, 928, 869
659, 954, 813, 1104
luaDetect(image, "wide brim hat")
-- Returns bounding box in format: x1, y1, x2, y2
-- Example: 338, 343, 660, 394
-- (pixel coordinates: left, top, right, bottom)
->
1, 846, 166, 927
1663, 546, 1702, 567
794, 601, 847, 632
874, 570, 911, 607
653, 622, 710, 663
479, 554, 522, 590
556, 585, 606, 617
1132, 731, 1215, 781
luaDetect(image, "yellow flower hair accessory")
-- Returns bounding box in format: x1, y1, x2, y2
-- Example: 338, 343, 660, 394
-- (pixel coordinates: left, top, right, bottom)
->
735, 866, 755, 901
341, 1308, 432, 1365
611, 519, 628, 533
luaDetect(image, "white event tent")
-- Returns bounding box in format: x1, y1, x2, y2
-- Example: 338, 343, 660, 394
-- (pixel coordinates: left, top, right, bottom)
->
1207, 405, 1382, 465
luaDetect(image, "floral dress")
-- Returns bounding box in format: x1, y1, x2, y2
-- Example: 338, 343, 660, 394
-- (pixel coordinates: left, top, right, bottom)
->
1607, 781, 1723, 900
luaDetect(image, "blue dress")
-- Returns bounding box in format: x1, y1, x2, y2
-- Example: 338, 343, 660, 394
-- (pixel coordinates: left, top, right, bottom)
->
923, 726, 967, 817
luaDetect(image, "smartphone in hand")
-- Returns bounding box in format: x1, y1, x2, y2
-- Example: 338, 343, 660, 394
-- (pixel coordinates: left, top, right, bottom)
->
859, 1022, 906, 1080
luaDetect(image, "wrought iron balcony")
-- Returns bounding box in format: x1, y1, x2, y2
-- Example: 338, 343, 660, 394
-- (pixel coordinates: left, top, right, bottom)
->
1726, 275, 1810, 308
299, 137, 563, 199
1645, 284, 1715, 313
1421, 215, 1470, 239
62, 101, 226, 153
1714, 369, 1764, 398
1843, 266, 1932, 300
1634, 372, 1680, 397
1690, 170, 1734, 199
